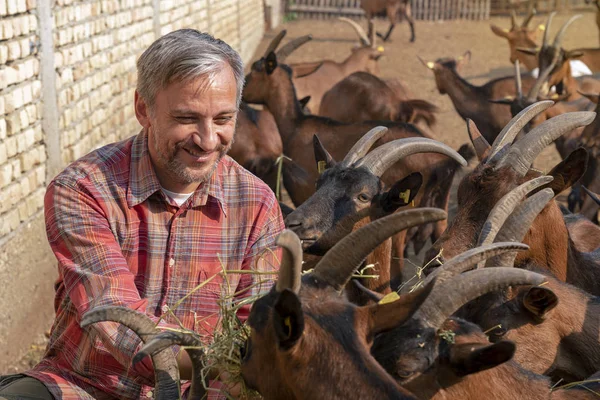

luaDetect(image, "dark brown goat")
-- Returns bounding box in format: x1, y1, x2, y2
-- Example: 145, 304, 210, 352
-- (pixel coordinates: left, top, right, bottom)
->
490, 9, 542, 70
319, 71, 438, 128
423, 104, 600, 296
240, 209, 446, 400
361, 0, 416, 42
418, 51, 538, 144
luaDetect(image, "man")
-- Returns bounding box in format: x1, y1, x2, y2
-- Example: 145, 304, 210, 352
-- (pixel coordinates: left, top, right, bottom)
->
0, 29, 284, 399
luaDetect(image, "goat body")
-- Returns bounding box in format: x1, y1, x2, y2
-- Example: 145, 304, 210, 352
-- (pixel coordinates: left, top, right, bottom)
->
360, 0, 415, 42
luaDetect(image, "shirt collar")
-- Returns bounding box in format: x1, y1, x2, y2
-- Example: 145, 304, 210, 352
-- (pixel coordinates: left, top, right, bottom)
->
127, 130, 228, 215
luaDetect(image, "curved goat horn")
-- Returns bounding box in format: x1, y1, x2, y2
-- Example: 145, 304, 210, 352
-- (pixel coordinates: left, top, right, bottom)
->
511, 9, 518, 29
522, 9, 536, 28
264, 30, 287, 57
421, 242, 529, 286
276, 34, 313, 62
487, 101, 555, 162
134, 331, 207, 400
416, 268, 546, 329
341, 126, 389, 167
355, 137, 467, 177
311, 208, 447, 292
486, 188, 554, 268
275, 230, 303, 294
583, 185, 600, 206
553, 14, 582, 48
80, 306, 181, 399
541, 12, 555, 48
526, 53, 560, 102
515, 60, 523, 99
476, 175, 553, 249
338, 17, 370, 47
497, 111, 596, 177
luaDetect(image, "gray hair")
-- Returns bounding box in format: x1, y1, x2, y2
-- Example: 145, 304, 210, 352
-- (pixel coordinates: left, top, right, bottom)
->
136, 29, 245, 108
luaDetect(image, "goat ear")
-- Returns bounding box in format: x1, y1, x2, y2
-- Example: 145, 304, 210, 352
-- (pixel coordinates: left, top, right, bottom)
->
536, 148, 588, 198
448, 340, 516, 377
313, 134, 336, 173
566, 50, 584, 60
265, 52, 278, 75
466, 119, 491, 162
577, 90, 600, 104
458, 50, 472, 66
293, 62, 323, 78
381, 172, 422, 211
490, 24, 510, 38
523, 287, 558, 319
273, 289, 305, 349
351, 279, 384, 305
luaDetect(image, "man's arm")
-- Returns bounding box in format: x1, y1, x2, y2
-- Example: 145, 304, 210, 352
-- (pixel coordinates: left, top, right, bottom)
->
45, 178, 180, 384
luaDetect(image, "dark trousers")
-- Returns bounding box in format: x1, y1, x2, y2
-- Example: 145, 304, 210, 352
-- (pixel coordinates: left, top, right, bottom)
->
0, 374, 54, 400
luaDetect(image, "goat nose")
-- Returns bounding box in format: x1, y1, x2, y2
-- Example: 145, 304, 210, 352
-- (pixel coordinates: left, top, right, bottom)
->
423, 255, 444, 275
284, 215, 303, 230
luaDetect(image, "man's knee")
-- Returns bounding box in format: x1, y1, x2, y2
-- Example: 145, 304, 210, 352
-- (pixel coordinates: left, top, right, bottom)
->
0, 374, 54, 400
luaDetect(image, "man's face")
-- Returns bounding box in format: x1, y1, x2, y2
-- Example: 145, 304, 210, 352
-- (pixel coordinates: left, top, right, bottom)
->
136, 65, 238, 192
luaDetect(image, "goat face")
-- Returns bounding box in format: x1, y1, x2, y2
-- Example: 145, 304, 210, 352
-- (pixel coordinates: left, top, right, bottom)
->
243, 52, 287, 105
351, 46, 384, 75
490, 24, 539, 67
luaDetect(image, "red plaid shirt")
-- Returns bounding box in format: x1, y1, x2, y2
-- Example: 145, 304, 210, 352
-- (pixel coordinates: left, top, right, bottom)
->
25, 130, 284, 399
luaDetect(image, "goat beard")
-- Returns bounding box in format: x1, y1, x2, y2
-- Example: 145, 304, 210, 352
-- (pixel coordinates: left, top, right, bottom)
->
150, 125, 234, 186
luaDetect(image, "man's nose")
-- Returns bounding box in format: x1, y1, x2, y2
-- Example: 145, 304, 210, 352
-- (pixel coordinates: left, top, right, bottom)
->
193, 124, 219, 152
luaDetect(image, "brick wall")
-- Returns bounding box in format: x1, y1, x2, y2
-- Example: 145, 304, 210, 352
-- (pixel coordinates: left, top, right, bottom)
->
0, 0, 267, 372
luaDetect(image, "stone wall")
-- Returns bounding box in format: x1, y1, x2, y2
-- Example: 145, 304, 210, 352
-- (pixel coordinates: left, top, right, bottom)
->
0, 0, 270, 372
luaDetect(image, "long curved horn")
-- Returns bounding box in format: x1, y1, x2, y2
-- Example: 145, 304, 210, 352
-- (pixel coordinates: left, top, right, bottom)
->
275, 230, 303, 294
583, 185, 600, 205
467, 119, 491, 161
80, 306, 181, 399
511, 9, 518, 30
341, 126, 389, 167
338, 17, 370, 47
541, 12, 555, 48
276, 35, 313, 62
311, 208, 447, 292
526, 53, 560, 102
553, 14, 582, 48
497, 111, 596, 176
486, 188, 554, 268
515, 60, 523, 99
133, 331, 207, 400
416, 268, 546, 329
264, 30, 287, 57
421, 242, 529, 286
476, 176, 554, 249
355, 137, 468, 177
521, 9, 536, 28
487, 101, 555, 162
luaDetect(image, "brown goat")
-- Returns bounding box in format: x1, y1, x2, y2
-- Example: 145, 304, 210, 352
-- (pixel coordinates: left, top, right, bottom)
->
361, 0, 416, 42
423, 104, 600, 296
240, 209, 446, 399
491, 9, 542, 70
319, 71, 438, 128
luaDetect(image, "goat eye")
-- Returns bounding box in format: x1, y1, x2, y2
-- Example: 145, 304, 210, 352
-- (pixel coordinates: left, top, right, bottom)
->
397, 370, 414, 379
357, 193, 370, 203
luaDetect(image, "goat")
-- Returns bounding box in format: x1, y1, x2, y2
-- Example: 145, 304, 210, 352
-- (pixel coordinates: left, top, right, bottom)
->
239, 209, 447, 399
242, 49, 467, 278
418, 51, 538, 144
423, 104, 600, 297
360, 0, 416, 42
585, 0, 600, 45
319, 71, 438, 128
490, 9, 543, 71
288, 18, 385, 114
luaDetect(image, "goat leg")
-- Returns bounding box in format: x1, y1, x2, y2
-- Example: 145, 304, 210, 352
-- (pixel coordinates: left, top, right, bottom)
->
405, 7, 416, 43
377, 23, 396, 42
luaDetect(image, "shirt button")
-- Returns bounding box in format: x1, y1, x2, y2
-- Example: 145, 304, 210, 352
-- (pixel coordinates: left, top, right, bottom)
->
146, 390, 153, 398
161, 304, 169, 313
168, 258, 175, 267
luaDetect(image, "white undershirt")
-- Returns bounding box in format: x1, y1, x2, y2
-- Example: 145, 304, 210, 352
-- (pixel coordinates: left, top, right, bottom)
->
161, 187, 194, 207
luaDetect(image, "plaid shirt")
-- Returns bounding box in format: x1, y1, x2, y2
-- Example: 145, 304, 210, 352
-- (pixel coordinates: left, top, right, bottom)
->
25, 130, 284, 399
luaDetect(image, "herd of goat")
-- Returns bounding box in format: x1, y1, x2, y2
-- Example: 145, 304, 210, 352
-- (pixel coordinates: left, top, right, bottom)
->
80, 8, 600, 400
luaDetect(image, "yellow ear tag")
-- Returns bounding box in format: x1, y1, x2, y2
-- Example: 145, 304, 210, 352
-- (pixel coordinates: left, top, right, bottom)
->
503, 28, 510, 33
378, 291, 400, 304
411, 200, 415, 207
317, 160, 327, 174
398, 189, 411, 203
538, 24, 545, 31
377, 46, 385, 52
426, 62, 435, 69
284, 316, 292, 335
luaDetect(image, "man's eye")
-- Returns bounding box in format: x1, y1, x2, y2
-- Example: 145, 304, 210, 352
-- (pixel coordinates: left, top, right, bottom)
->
215, 117, 233, 125
175, 117, 196, 124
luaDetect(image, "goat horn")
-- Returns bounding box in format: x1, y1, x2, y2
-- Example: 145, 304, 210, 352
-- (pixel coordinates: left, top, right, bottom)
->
338, 17, 370, 47
264, 30, 287, 57
80, 306, 181, 398
583, 185, 600, 206
511, 9, 518, 29
497, 111, 596, 177
486, 188, 554, 268
416, 268, 546, 329
515, 60, 523, 99
541, 11, 555, 48
521, 9, 536, 28
421, 242, 529, 286
133, 331, 207, 400
355, 137, 467, 177
526, 50, 561, 102
276, 34, 313, 62
476, 175, 553, 251
553, 14, 582, 48
311, 208, 447, 292
275, 230, 303, 294
342, 126, 389, 167
467, 119, 491, 160
486, 101, 555, 162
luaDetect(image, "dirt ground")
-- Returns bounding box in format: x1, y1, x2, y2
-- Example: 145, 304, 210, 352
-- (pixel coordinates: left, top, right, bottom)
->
6, 9, 599, 376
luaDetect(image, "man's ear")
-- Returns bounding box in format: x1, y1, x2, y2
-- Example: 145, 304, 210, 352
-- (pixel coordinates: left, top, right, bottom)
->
381, 172, 423, 212
266, 52, 278, 75
449, 340, 516, 377
134, 90, 151, 130
523, 287, 558, 319
273, 289, 305, 349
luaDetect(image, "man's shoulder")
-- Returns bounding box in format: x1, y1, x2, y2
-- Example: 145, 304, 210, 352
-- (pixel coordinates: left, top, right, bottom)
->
51, 135, 136, 189
219, 156, 277, 201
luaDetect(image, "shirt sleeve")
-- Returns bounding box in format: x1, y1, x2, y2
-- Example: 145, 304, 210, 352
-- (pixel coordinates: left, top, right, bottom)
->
44, 177, 180, 384
234, 190, 285, 322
